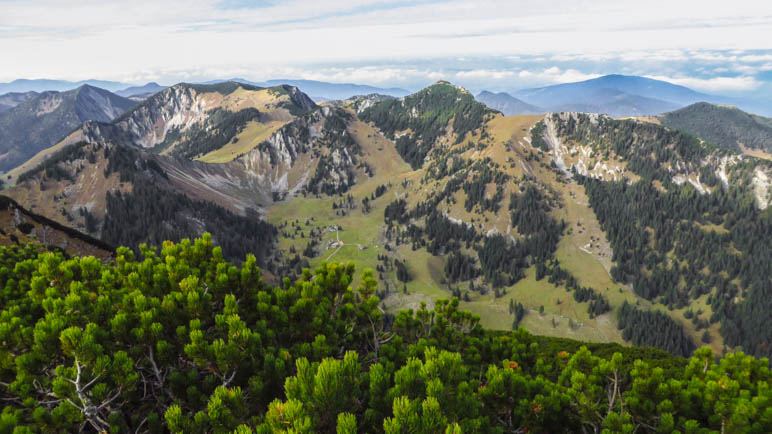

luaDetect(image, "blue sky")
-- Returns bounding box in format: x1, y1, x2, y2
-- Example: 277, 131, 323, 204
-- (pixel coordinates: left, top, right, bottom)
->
0, 0, 770, 97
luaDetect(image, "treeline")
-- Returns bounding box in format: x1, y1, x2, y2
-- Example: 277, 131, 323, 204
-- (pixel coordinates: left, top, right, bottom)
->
444, 252, 479, 283
618, 302, 696, 357
103, 182, 276, 264
16, 142, 91, 184
360, 82, 493, 168
581, 175, 771, 358
389, 183, 565, 289
661, 102, 772, 152
462, 161, 508, 213
0, 237, 767, 433
424, 211, 479, 255
509, 185, 564, 263
541, 261, 611, 318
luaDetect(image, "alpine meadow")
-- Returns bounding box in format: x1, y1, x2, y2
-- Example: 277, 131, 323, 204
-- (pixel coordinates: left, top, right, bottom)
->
0, 1, 770, 433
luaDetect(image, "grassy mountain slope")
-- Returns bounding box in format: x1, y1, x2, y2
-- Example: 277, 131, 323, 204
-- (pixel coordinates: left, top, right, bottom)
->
0, 195, 112, 258
268, 85, 770, 358
3, 83, 377, 266
3, 139, 277, 264
4, 80, 770, 358
660, 102, 772, 153
359, 81, 498, 168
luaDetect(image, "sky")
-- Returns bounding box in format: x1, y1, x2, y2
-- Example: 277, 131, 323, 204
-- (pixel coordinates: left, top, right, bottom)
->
1, 0, 771, 96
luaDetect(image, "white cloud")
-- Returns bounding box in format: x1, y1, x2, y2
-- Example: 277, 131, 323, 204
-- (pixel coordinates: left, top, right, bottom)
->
0, 0, 770, 90
517, 67, 601, 85
647, 75, 763, 93
454, 70, 516, 80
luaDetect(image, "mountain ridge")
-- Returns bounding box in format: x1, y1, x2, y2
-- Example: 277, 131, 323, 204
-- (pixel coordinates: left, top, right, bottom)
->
0, 85, 135, 172
0, 78, 131, 94
659, 102, 772, 153
116, 81, 167, 99
476, 90, 543, 115
4, 80, 770, 359
515, 74, 729, 116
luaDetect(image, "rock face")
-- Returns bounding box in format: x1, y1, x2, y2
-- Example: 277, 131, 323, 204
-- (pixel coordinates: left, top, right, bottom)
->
0, 85, 135, 172
234, 106, 362, 197
538, 111, 772, 209
12, 82, 364, 223
79, 82, 318, 155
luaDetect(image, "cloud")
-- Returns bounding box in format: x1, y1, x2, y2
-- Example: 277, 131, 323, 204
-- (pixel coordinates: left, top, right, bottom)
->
517, 67, 601, 85
0, 0, 770, 99
647, 75, 763, 93
454, 70, 516, 80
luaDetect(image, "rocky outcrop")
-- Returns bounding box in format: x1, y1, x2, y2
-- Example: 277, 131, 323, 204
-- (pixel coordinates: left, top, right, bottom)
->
233, 106, 362, 197
78, 82, 317, 154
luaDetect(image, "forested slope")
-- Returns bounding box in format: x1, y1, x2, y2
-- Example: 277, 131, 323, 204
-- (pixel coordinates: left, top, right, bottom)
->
0, 236, 768, 433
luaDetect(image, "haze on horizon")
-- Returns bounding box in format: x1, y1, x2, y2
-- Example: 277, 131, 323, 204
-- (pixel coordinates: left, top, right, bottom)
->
1, 0, 771, 98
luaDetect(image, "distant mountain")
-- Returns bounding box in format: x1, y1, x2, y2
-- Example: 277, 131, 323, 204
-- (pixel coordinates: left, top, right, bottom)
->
0, 91, 39, 113
659, 102, 772, 153
515, 74, 723, 116
0, 85, 135, 172
203, 78, 410, 101
116, 82, 167, 99
0, 78, 131, 94
476, 91, 543, 115
261, 79, 410, 100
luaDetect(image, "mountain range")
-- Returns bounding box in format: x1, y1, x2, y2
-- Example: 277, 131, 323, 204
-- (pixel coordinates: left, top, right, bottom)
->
204, 78, 410, 101
511, 74, 720, 116
0, 78, 131, 94
0, 91, 38, 113
0, 78, 770, 361
5, 74, 768, 117
116, 82, 168, 100
475, 90, 543, 115
0, 85, 136, 172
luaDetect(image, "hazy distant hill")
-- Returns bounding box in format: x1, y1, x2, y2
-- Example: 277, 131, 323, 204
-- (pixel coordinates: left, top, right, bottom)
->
0, 78, 130, 94
0, 91, 39, 113
0, 85, 135, 171
515, 74, 722, 116
660, 102, 772, 152
259, 79, 410, 100
476, 91, 543, 115
116, 82, 167, 99
203, 78, 410, 101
